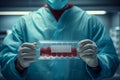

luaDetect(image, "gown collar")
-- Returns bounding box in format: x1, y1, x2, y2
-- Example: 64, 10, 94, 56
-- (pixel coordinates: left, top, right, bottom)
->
43, 4, 73, 21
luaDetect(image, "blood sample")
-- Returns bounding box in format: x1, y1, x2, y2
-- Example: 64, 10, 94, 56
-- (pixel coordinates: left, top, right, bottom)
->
40, 48, 45, 56
45, 47, 51, 56
72, 47, 77, 56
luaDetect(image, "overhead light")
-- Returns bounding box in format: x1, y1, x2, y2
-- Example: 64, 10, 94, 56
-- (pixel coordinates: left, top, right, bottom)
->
0, 11, 30, 15
115, 26, 120, 30
0, 10, 106, 15
86, 10, 106, 15
7, 29, 12, 35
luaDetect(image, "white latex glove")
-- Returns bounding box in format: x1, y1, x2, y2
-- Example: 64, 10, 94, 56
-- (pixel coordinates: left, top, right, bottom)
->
78, 39, 98, 67
18, 42, 36, 68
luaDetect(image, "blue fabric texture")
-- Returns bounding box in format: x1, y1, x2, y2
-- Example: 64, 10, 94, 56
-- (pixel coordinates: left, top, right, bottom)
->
0, 6, 119, 80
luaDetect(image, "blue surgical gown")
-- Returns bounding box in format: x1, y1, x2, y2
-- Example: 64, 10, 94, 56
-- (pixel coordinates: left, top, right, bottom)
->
0, 6, 119, 80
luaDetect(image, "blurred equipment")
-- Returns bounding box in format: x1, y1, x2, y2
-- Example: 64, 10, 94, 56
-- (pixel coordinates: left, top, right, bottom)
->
110, 26, 120, 57
108, 26, 120, 80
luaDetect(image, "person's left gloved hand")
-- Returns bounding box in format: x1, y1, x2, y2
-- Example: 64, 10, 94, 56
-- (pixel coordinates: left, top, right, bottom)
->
78, 39, 99, 67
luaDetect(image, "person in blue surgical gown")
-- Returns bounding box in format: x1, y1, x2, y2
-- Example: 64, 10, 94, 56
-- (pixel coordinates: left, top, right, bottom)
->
0, 0, 119, 80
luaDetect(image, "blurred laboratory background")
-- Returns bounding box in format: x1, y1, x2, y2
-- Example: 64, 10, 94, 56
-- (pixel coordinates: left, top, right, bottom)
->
0, 0, 120, 80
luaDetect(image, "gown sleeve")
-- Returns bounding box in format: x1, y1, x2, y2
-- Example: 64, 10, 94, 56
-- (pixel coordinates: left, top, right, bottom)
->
0, 17, 26, 80
86, 15, 120, 80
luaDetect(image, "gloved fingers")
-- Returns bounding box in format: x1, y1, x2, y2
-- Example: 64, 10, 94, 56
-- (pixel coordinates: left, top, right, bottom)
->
23, 57, 35, 61
18, 47, 36, 53
21, 42, 36, 50
80, 49, 94, 55
80, 49, 95, 56
20, 52, 36, 57
22, 55, 36, 61
33, 42, 37, 45
78, 39, 93, 48
78, 44, 97, 53
26, 60, 35, 64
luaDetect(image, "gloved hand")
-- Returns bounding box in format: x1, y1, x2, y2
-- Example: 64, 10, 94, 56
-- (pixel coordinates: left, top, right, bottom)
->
78, 39, 99, 67
18, 42, 36, 68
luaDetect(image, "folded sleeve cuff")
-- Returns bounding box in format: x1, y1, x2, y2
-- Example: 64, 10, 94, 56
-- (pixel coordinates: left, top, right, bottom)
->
86, 57, 114, 80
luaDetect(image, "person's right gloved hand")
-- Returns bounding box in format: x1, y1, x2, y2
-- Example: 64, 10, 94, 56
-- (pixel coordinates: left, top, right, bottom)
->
18, 42, 36, 68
